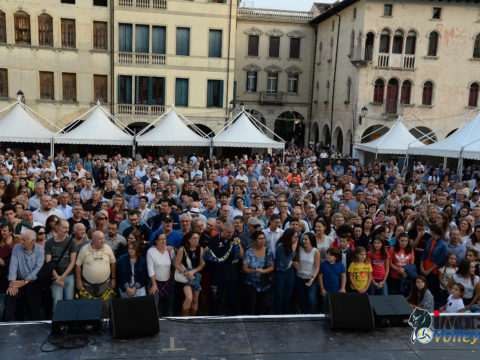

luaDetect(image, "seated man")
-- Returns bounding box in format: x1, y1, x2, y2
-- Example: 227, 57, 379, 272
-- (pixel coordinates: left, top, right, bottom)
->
4, 230, 44, 321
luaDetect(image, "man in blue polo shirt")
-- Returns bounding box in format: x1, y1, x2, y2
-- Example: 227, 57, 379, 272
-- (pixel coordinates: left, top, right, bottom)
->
149, 215, 182, 250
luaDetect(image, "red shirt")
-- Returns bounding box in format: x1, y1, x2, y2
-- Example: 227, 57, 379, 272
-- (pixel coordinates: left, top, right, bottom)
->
368, 250, 389, 280
0, 243, 12, 260
388, 247, 414, 279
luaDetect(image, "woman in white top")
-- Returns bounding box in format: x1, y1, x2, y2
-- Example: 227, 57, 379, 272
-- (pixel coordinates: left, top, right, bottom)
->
448, 259, 480, 310
314, 219, 333, 260
147, 232, 176, 316
294, 233, 320, 314
108, 169, 120, 190
458, 219, 472, 244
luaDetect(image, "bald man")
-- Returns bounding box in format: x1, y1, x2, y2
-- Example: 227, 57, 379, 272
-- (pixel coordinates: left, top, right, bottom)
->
75, 231, 116, 316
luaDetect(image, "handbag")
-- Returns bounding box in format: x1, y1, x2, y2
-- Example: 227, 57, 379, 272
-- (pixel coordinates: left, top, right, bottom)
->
261, 249, 274, 286
174, 249, 193, 284
37, 236, 73, 286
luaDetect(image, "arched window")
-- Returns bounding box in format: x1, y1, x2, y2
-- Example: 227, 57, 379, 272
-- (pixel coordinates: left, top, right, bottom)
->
405, 30, 416, 55
400, 80, 412, 105
427, 31, 439, 56
38, 13, 53, 46
422, 81, 433, 105
373, 79, 384, 103
14, 11, 30, 45
318, 41, 322, 61
346, 78, 351, 103
386, 78, 399, 114
469, 83, 479, 107
379, 29, 391, 53
0, 11, 6, 44
473, 34, 480, 59
365, 32, 374, 60
392, 30, 404, 54
325, 80, 330, 102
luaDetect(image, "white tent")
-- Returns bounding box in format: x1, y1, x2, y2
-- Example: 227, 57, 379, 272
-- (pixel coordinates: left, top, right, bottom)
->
354, 118, 425, 155
408, 112, 480, 160
0, 101, 56, 143
55, 103, 133, 145
212, 110, 284, 149
136, 107, 210, 147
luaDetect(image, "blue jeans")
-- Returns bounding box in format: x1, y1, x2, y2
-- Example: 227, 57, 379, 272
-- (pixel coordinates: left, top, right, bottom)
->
368, 281, 388, 295
274, 268, 295, 314
51, 274, 75, 312
296, 277, 318, 314
470, 304, 480, 313
0, 291, 5, 321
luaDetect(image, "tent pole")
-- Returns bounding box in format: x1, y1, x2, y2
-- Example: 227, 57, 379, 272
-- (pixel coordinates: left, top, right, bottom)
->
402, 153, 409, 176
132, 130, 136, 158
443, 157, 447, 170
209, 138, 213, 159
50, 139, 54, 157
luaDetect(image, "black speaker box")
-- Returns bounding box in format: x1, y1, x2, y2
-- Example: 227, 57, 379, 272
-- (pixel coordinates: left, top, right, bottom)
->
370, 295, 412, 325
327, 292, 375, 330
52, 299, 103, 334
110, 295, 159, 338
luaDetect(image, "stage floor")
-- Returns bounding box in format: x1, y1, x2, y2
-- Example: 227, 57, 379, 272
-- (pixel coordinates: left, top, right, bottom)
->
0, 317, 479, 360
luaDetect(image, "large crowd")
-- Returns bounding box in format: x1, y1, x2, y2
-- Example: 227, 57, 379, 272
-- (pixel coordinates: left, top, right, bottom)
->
1, 145, 480, 321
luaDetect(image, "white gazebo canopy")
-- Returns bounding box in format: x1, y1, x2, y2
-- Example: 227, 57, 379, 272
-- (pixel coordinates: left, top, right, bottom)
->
212, 110, 284, 149
136, 106, 210, 147
354, 118, 425, 155
0, 101, 57, 143
408, 112, 480, 160
55, 102, 133, 145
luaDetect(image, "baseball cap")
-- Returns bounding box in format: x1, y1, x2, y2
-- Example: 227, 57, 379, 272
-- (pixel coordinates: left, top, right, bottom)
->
162, 215, 173, 222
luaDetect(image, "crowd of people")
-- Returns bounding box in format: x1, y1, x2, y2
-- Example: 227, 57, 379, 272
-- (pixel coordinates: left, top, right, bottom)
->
1, 146, 480, 321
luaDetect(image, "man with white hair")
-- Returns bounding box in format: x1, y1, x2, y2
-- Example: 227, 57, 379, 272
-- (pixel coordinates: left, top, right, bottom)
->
5, 230, 44, 321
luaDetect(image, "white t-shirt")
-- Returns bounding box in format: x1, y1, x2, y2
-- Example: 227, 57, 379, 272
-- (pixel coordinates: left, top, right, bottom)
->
445, 295, 464, 313
453, 273, 480, 299
146, 247, 176, 281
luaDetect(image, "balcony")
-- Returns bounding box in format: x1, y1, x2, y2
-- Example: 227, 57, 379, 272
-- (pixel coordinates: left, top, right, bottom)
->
117, 0, 167, 10
237, 7, 313, 22
116, 52, 166, 66
351, 45, 373, 67
260, 92, 285, 104
377, 54, 415, 70
117, 104, 165, 117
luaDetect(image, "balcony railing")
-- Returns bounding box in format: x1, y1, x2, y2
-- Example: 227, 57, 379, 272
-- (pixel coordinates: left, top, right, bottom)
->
117, 104, 165, 116
260, 92, 285, 104
118, 0, 167, 10
377, 54, 415, 70
237, 7, 313, 21
117, 52, 166, 66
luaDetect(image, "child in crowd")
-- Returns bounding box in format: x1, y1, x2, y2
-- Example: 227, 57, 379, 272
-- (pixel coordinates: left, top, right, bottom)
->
318, 247, 346, 311
348, 246, 372, 293
338, 233, 354, 274
438, 252, 458, 306
368, 235, 389, 295
440, 283, 465, 313
407, 276, 434, 312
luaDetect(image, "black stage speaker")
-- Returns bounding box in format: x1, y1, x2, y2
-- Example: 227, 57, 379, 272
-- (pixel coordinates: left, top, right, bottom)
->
327, 292, 375, 330
110, 295, 159, 338
369, 295, 412, 324
52, 299, 103, 334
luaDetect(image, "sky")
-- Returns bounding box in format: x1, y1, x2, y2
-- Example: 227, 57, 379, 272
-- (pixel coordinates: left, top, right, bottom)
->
239, 0, 336, 12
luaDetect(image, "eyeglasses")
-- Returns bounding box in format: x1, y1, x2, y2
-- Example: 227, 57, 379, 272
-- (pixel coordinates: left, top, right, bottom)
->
37, 232, 46, 235
98, 217, 108, 220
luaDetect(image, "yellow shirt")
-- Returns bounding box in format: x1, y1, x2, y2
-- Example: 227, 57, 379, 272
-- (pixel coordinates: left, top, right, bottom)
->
76, 244, 115, 284
348, 261, 372, 290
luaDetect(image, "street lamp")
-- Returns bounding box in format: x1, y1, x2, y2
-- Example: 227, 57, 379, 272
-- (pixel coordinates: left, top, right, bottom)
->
358, 106, 368, 125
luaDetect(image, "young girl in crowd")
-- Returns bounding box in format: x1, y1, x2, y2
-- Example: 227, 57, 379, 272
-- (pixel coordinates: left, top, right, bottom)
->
438, 252, 458, 306
348, 246, 372, 293
388, 232, 415, 295
368, 235, 389, 295
440, 283, 465, 313
407, 276, 434, 312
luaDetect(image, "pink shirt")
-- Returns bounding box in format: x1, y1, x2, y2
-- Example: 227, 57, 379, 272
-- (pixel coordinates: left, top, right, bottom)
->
368, 250, 389, 280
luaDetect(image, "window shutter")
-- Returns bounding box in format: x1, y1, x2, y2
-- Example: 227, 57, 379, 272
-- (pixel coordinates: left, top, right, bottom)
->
152, 26, 166, 54
219, 80, 224, 108
148, 77, 153, 105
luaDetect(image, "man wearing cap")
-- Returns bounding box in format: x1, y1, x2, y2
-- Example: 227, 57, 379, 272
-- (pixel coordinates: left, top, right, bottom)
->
148, 215, 183, 250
